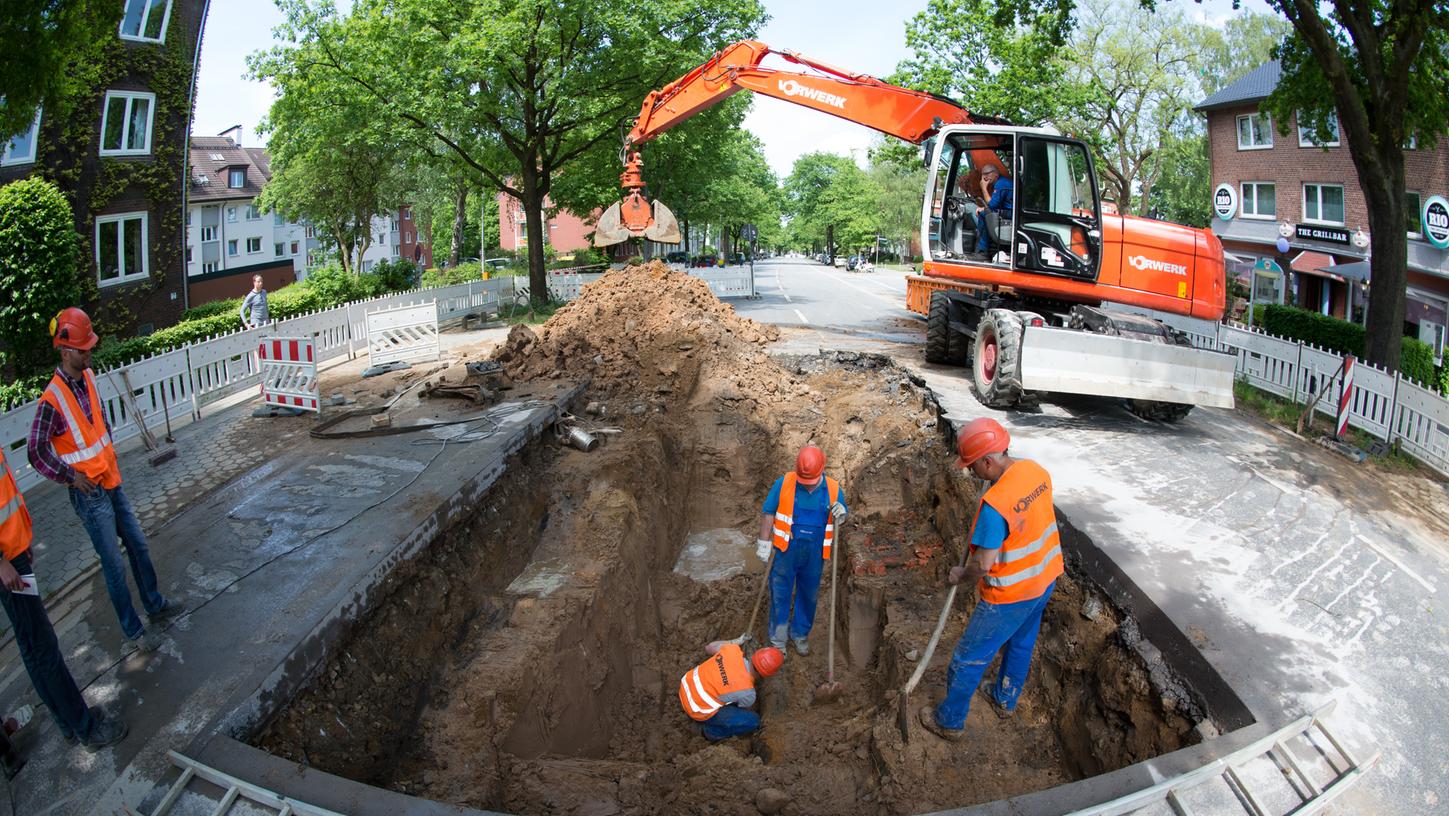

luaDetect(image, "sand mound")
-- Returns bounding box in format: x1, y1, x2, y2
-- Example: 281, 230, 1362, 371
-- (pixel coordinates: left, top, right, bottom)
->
493, 262, 790, 405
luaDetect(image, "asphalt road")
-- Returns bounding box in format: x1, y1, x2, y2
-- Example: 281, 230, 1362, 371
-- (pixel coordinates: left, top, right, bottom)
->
740, 256, 1448, 815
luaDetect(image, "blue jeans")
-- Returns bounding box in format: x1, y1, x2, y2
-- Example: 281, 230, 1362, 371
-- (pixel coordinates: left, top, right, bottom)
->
975, 210, 993, 253
701, 705, 760, 741
68, 484, 165, 639
935, 581, 1056, 730
0, 552, 99, 741
768, 535, 824, 645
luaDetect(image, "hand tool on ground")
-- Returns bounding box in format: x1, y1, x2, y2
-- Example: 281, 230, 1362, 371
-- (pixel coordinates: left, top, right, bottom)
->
813, 526, 844, 704
736, 547, 774, 644
896, 524, 974, 742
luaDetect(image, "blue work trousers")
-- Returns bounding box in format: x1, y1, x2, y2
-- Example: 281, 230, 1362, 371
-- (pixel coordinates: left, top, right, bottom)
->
935, 581, 1056, 730
768, 535, 824, 645
0, 552, 99, 741
701, 705, 760, 741
68, 484, 164, 639
975, 211, 993, 253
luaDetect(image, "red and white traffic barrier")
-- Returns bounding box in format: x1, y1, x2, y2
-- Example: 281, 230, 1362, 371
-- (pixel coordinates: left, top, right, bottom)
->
258, 337, 320, 413
1336, 355, 1355, 440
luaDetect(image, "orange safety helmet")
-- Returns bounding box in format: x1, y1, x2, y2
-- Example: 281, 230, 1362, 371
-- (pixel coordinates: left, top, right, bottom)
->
50, 307, 99, 350
751, 646, 784, 677
956, 418, 1009, 467
795, 445, 825, 486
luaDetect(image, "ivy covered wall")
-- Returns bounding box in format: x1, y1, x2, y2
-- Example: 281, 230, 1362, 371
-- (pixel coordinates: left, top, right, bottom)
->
0, 0, 209, 340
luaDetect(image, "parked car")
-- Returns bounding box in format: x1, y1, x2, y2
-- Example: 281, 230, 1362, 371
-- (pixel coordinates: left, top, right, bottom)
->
729, 252, 746, 265
665, 251, 689, 264
483, 258, 511, 273
833, 255, 847, 268
846, 255, 860, 271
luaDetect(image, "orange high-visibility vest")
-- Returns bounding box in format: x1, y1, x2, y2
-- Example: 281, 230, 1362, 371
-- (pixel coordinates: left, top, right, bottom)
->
770, 472, 841, 560
679, 642, 754, 722
971, 459, 1062, 604
39, 370, 121, 490
0, 452, 33, 561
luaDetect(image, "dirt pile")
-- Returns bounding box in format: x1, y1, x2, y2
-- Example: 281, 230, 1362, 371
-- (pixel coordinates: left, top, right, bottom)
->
494, 262, 794, 406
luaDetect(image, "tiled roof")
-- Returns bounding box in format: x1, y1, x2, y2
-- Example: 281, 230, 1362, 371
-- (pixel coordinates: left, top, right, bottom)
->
1194, 61, 1281, 111
188, 136, 271, 203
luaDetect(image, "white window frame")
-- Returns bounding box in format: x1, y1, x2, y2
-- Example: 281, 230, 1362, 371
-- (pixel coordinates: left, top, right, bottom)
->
202, 261, 218, 274
226, 206, 237, 223
200, 225, 217, 242
1240, 182, 1276, 220
1, 108, 41, 166
245, 204, 261, 221
1236, 113, 1273, 150
94, 212, 149, 287
1407, 191, 1423, 239
1302, 183, 1346, 226
185, 246, 192, 264
119, 0, 173, 43
290, 240, 299, 254
246, 237, 262, 254
1297, 112, 1340, 148
227, 239, 239, 256
275, 242, 285, 257
228, 168, 245, 189
98, 90, 155, 157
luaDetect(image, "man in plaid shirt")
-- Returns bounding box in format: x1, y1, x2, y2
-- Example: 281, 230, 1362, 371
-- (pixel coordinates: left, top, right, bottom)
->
26, 308, 181, 654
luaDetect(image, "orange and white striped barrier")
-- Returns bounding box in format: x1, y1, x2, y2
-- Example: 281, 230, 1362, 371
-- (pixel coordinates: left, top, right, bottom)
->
258, 337, 319, 413
1336, 355, 1355, 440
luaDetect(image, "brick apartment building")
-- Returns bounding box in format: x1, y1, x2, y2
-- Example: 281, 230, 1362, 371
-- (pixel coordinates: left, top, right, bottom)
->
0, 0, 209, 336
1195, 61, 1449, 363
496, 192, 592, 255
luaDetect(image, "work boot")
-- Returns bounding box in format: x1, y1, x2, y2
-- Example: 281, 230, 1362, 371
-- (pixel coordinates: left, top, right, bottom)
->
148, 598, 186, 624
978, 687, 1014, 720
918, 706, 965, 742
792, 638, 810, 656
79, 715, 128, 753
770, 638, 787, 652
132, 630, 164, 654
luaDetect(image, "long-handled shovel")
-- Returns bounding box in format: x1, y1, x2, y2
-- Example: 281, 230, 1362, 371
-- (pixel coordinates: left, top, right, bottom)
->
736, 548, 774, 644
813, 526, 844, 704
895, 532, 973, 742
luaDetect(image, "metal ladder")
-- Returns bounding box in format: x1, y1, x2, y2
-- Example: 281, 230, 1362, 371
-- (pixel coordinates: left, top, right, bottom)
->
126, 750, 346, 816
1067, 700, 1379, 816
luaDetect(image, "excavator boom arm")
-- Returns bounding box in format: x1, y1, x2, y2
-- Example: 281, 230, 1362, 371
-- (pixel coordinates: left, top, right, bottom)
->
595, 40, 998, 246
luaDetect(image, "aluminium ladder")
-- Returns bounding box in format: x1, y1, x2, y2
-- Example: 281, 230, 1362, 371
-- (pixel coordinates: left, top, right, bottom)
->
1067, 700, 1378, 816
130, 749, 346, 816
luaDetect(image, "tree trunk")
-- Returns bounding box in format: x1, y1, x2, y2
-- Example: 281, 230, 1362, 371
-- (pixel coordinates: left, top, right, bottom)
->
521, 168, 548, 308
449, 183, 467, 268
1361, 161, 1407, 372
682, 218, 691, 255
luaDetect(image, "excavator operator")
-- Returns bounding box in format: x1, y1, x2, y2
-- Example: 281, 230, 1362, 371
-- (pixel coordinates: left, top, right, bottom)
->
971, 164, 1013, 262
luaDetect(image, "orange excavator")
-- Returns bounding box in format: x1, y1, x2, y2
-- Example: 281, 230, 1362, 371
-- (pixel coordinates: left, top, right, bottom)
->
596, 41, 1235, 420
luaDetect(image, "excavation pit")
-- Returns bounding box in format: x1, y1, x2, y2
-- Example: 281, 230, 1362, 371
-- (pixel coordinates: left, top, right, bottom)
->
248, 265, 1239, 815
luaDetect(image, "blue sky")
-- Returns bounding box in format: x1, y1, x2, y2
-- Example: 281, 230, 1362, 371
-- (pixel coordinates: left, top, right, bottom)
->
193, 0, 1273, 178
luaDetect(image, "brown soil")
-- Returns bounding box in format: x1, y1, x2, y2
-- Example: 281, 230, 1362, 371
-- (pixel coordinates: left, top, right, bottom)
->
255, 263, 1199, 814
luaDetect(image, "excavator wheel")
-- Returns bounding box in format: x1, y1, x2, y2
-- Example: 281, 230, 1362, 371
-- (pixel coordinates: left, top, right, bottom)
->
971, 309, 1023, 409
925, 292, 960, 365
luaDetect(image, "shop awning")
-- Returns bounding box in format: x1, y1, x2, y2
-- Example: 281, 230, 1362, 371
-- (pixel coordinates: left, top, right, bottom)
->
1290, 251, 1336, 273
1318, 260, 1371, 283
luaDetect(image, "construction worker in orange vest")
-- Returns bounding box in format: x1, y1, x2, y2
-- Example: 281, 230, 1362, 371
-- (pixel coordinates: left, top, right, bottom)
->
0, 450, 129, 756
920, 418, 1063, 741
755, 445, 847, 655
26, 308, 181, 655
679, 641, 783, 741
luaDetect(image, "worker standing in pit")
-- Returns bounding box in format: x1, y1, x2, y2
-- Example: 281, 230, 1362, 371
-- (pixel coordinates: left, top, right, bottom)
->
920, 418, 1063, 741
755, 445, 846, 655
679, 641, 783, 741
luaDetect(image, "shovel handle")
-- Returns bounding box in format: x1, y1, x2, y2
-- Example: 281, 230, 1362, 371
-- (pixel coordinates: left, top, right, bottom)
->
743, 547, 773, 640
827, 528, 839, 683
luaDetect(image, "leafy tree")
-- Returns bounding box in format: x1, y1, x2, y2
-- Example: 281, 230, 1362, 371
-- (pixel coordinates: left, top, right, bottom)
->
867, 146, 928, 261
784, 153, 881, 258
1196, 13, 1293, 96
0, 177, 81, 376
1149, 131, 1210, 228
256, 0, 763, 306
1259, 0, 1449, 372
0, 1, 119, 138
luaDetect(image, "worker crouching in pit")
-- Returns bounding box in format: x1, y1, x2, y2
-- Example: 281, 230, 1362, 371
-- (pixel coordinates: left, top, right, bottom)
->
679, 642, 784, 741
755, 445, 847, 655
920, 418, 1064, 741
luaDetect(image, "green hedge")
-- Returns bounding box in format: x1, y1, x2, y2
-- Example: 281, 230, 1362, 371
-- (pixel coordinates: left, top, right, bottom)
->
1256, 303, 1439, 389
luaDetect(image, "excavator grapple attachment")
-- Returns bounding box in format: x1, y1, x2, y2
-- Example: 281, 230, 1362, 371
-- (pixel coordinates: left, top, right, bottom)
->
593, 194, 681, 246
645, 199, 681, 243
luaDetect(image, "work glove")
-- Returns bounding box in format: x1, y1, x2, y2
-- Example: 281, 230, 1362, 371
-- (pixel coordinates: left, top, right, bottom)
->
756, 538, 773, 563
830, 501, 847, 523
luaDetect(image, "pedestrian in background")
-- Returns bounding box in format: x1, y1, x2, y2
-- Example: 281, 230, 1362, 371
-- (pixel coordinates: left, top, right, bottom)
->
919, 418, 1063, 741
240, 274, 270, 329
27, 308, 182, 654
0, 449, 128, 758
755, 445, 847, 655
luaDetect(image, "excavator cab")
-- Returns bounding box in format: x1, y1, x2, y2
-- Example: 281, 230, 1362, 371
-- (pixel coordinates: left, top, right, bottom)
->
926, 126, 1101, 282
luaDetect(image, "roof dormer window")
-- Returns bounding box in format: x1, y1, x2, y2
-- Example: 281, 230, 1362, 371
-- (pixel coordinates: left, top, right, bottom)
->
228, 168, 245, 188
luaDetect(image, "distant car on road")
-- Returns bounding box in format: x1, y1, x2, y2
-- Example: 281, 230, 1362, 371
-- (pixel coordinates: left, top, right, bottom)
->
729, 252, 746, 265
833, 255, 847, 268
665, 251, 689, 264
483, 258, 510, 273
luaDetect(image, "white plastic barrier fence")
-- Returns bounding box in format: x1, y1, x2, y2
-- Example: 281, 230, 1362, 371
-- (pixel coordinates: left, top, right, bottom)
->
692, 266, 755, 298
257, 337, 320, 413
366, 301, 441, 368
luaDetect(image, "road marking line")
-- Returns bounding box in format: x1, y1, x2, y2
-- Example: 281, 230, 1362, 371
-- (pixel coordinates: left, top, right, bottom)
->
810, 267, 902, 306
794, 309, 810, 324
1358, 535, 1437, 593
775, 268, 792, 302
